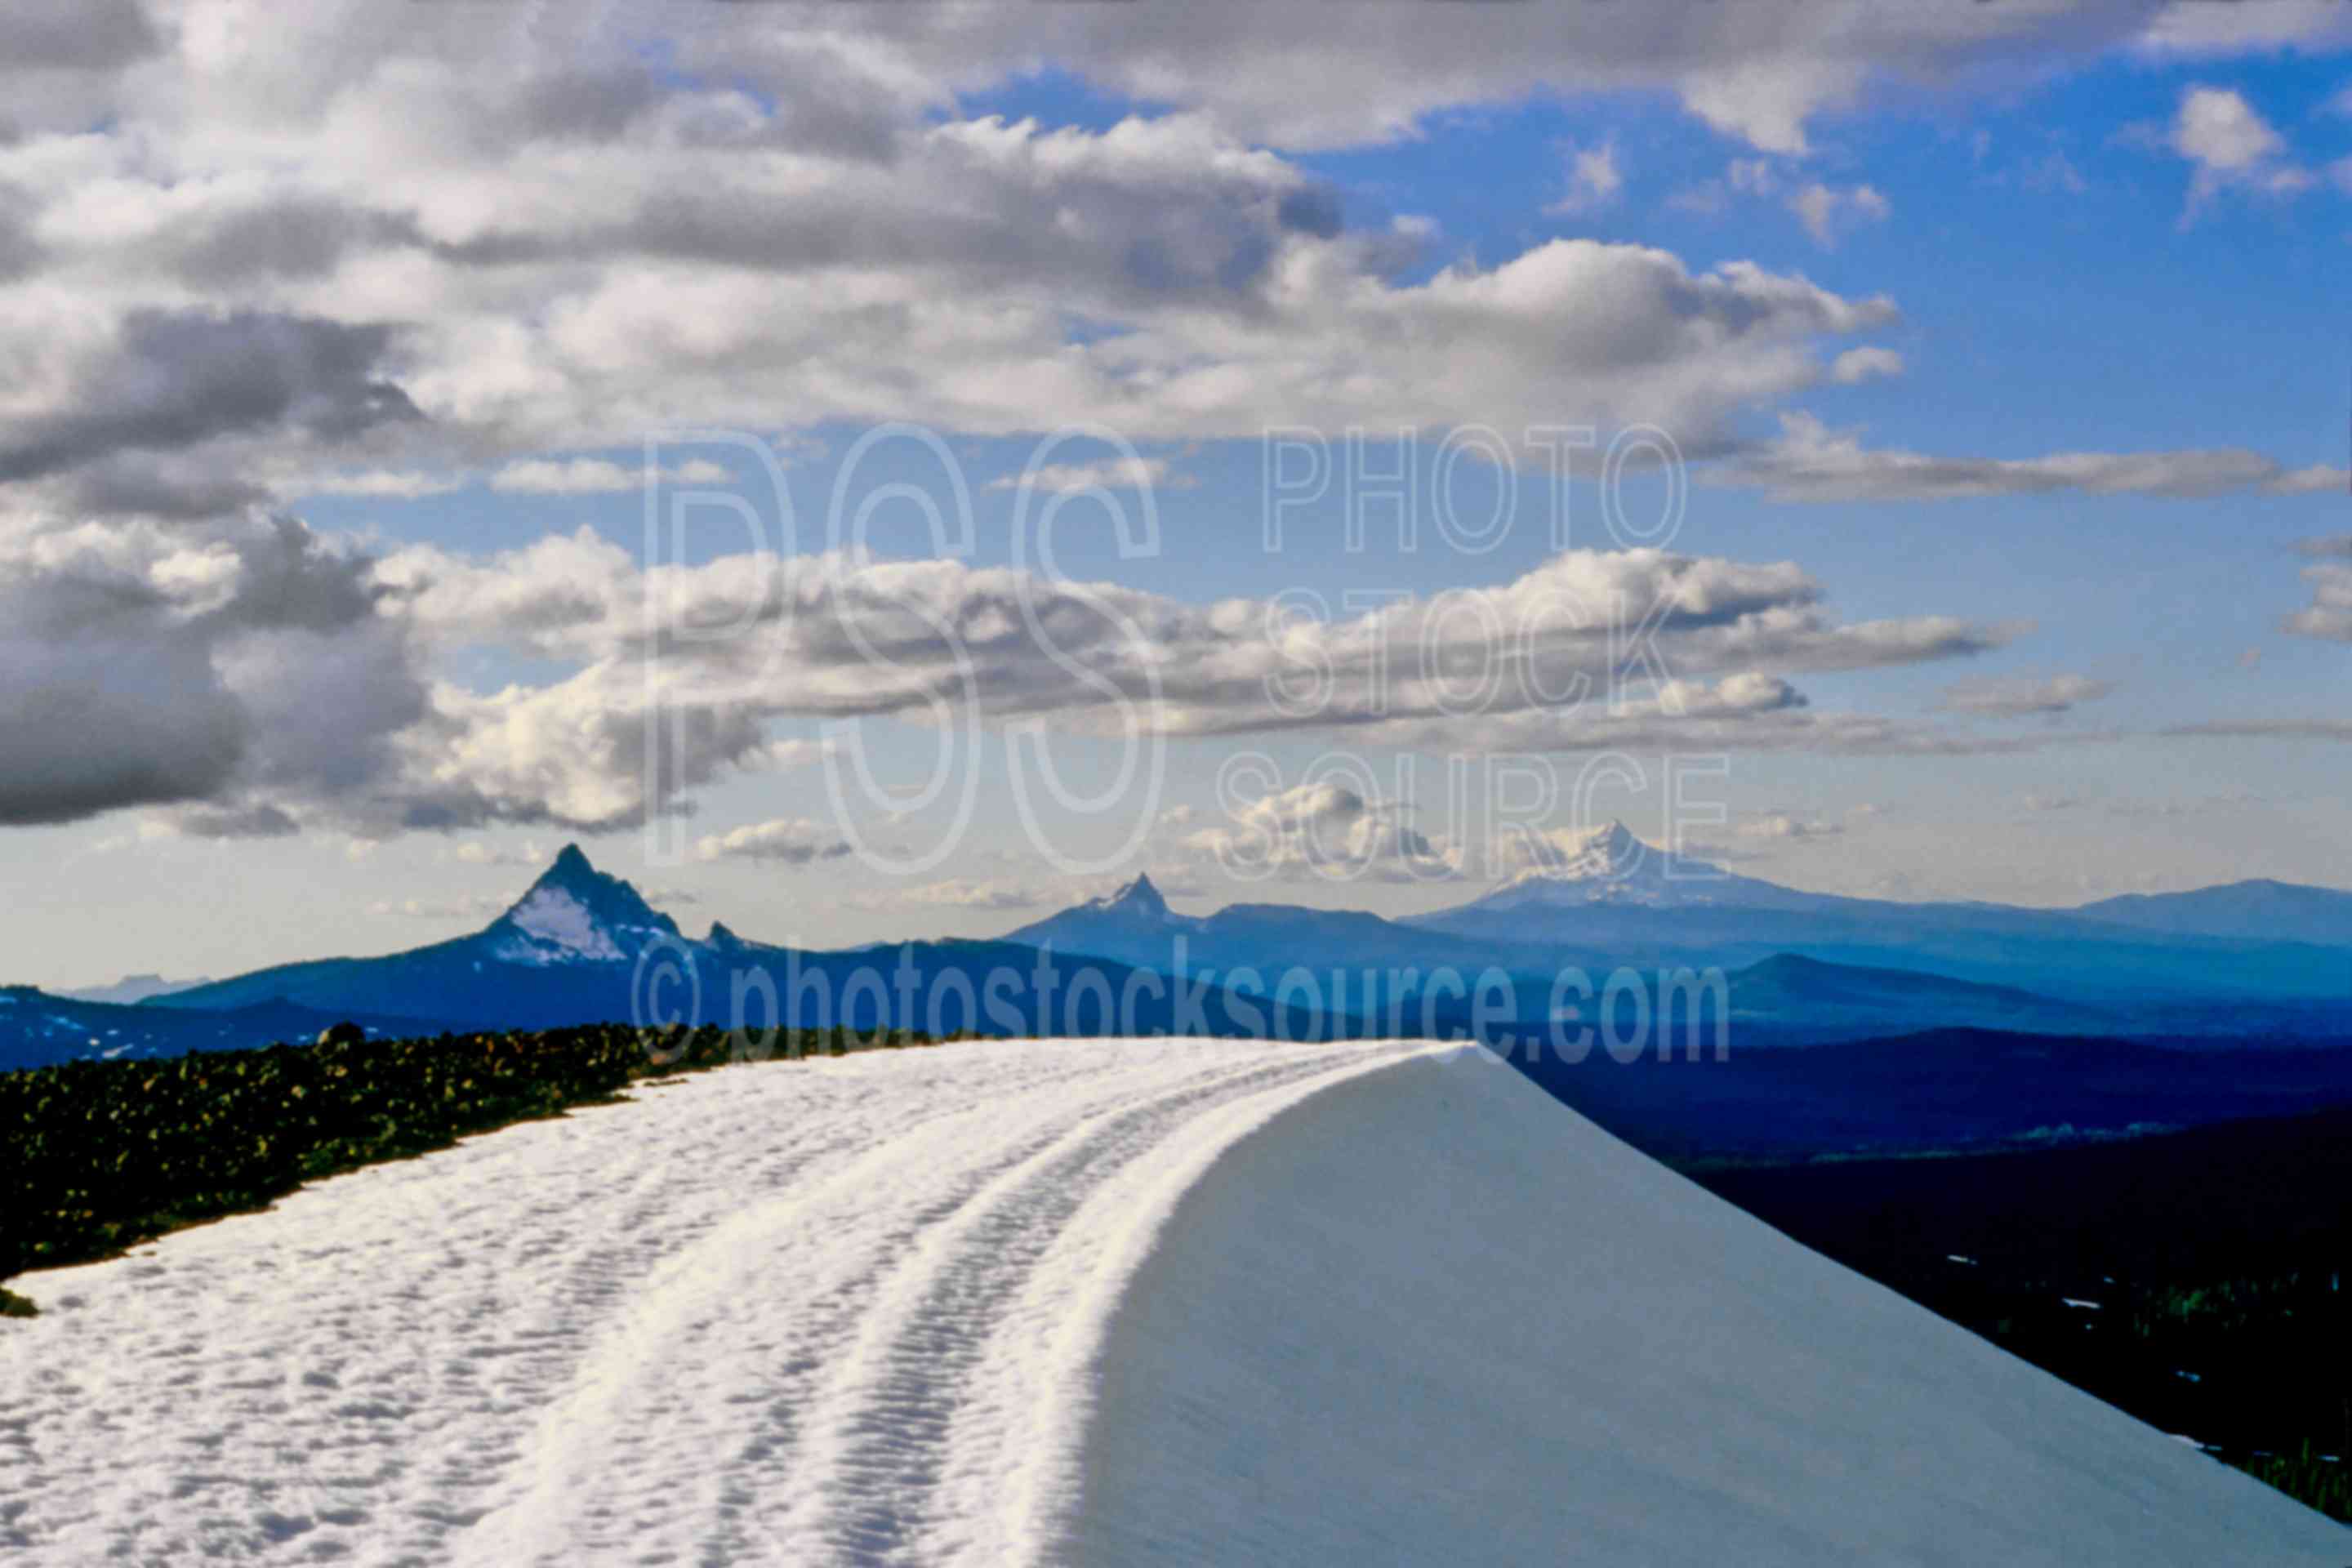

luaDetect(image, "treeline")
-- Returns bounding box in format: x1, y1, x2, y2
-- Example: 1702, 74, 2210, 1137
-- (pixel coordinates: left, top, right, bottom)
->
1701, 1105, 2352, 1524
0, 1021, 942, 1312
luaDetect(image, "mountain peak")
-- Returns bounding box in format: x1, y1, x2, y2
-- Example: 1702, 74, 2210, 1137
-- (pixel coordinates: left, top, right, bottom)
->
1097, 872, 1171, 918
487, 844, 679, 962
544, 842, 595, 884
1528, 819, 1647, 880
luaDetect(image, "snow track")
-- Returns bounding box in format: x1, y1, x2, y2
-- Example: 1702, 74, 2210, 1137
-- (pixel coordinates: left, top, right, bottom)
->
2, 1038, 2343, 1566
0, 1040, 1435, 1566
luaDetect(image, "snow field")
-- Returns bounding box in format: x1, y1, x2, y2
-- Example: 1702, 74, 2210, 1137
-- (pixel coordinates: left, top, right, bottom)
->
1, 1036, 2342, 1566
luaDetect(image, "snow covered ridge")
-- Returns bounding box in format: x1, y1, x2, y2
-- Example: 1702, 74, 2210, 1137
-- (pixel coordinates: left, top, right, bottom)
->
2, 1041, 2341, 1566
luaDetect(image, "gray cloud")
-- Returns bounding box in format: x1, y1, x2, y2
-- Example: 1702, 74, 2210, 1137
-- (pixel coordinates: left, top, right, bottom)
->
371, 893, 511, 922
157, 200, 414, 289
693, 817, 855, 866
0, 183, 40, 281
1738, 813, 1846, 840
761, 2, 2182, 154
0, 513, 426, 828
0, 23, 1910, 460
0, 310, 420, 487
60, 453, 276, 519
169, 802, 302, 840
0, 2, 2301, 849
1717, 414, 2345, 503
327, 535, 2027, 841
856, 878, 1053, 913
1173, 781, 1458, 885
2163, 719, 2352, 742
382, 536, 2012, 747
1938, 674, 2115, 717
0, 0, 158, 73
424, 118, 1343, 314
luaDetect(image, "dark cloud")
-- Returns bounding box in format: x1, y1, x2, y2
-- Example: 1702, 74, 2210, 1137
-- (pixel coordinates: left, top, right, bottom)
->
0, 185, 40, 282
172, 802, 301, 840
0, 654, 246, 826
0, 310, 421, 485
1276, 185, 1344, 238
65, 457, 273, 520
0, 0, 159, 73
0, 514, 429, 828
159, 201, 413, 288
509, 65, 665, 144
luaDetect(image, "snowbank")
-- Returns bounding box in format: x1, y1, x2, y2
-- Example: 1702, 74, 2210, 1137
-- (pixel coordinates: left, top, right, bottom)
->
0, 1039, 2339, 1566
1059, 1049, 2346, 1564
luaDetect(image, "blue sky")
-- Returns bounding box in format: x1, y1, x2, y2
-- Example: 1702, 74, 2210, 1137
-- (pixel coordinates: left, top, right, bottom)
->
2, 2, 2350, 984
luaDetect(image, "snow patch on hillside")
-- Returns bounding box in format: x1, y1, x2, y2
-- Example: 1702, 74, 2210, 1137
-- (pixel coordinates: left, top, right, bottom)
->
499, 886, 627, 962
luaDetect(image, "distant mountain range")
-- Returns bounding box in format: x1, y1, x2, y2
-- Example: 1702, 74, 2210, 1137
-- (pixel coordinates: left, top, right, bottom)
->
0, 987, 435, 1071
56, 973, 212, 1007
1004, 871, 1610, 984
1007, 822, 2350, 1014
1401, 822, 2352, 1003
2071, 879, 2352, 946
132, 845, 1325, 1051
1717, 953, 2114, 1038
2, 830, 2346, 1076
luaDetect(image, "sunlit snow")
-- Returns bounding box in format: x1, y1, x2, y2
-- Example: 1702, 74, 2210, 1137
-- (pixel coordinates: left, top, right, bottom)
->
0, 1040, 2340, 1566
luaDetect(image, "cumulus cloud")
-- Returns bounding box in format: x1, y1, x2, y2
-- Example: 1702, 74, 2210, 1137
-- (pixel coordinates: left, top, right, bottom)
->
0, 7, 1932, 481
862, 878, 1052, 912
1829, 347, 1904, 385
1789, 182, 1891, 247
1547, 137, 1624, 216
1938, 674, 2115, 717
1718, 413, 2347, 502
1176, 781, 1457, 884
299, 469, 463, 501
2169, 85, 2311, 212
450, 839, 549, 868
729, 3, 2198, 155
0, 0, 158, 87
363, 533, 2017, 796
371, 893, 510, 922
490, 457, 732, 496
986, 457, 1192, 496
693, 817, 855, 866
1738, 813, 1846, 841
0, 310, 418, 498
0, 510, 421, 827
0, 2, 2283, 845
2284, 535, 2352, 642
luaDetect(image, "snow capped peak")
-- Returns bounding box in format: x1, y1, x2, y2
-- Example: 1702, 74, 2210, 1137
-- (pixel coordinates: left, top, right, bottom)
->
1522, 819, 1651, 882
1573, 819, 1642, 870
484, 845, 680, 964
1466, 819, 1735, 912
1091, 873, 1172, 920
